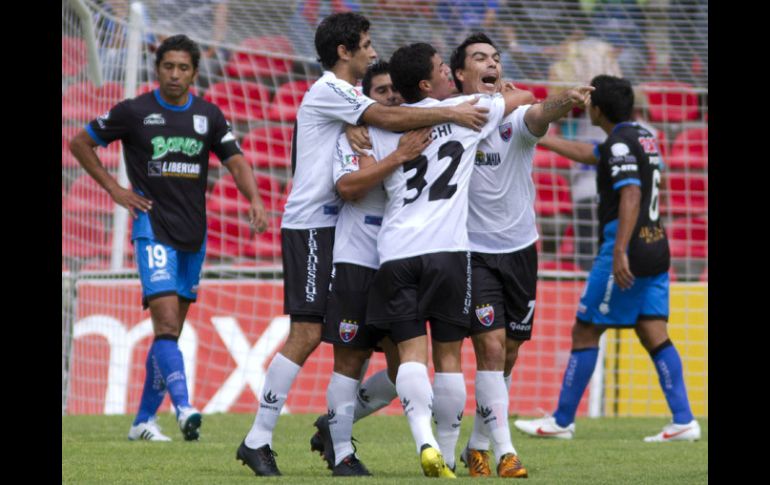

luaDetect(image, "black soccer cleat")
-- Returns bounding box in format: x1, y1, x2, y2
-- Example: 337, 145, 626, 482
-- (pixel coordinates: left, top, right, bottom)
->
332, 453, 372, 476
313, 414, 335, 470
236, 440, 281, 476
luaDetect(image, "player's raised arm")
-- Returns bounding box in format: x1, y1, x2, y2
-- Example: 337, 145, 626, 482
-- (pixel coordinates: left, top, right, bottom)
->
222, 154, 269, 233
361, 98, 489, 132
523, 86, 594, 137
538, 135, 599, 165
336, 127, 433, 201
69, 129, 152, 218
500, 82, 537, 116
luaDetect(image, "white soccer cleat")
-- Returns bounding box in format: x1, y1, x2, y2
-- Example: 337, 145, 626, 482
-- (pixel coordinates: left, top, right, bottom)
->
644, 420, 701, 442
128, 417, 172, 442
177, 406, 202, 441
514, 416, 575, 439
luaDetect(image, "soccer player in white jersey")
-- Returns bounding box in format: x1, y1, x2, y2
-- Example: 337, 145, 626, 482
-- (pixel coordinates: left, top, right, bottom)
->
447, 33, 593, 478
236, 13, 491, 477
363, 42, 534, 478
310, 61, 433, 476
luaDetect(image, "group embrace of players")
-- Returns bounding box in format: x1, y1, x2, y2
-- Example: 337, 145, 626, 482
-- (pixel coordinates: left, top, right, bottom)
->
70, 9, 700, 481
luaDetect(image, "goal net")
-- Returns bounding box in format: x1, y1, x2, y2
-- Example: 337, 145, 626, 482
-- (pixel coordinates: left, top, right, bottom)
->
62, 0, 707, 421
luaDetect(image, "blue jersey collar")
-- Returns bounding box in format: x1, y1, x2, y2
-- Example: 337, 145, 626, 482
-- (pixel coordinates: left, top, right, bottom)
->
610, 121, 637, 135
153, 88, 193, 111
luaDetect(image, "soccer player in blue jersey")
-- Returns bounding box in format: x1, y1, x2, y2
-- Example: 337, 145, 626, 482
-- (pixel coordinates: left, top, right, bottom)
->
513, 75, 700, 442
69, 35, 269, 442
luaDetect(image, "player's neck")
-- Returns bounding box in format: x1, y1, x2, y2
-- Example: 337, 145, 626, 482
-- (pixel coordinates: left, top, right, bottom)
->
599, 119, 616, 136
331, 64, 357, 85
158, 89, 191, 107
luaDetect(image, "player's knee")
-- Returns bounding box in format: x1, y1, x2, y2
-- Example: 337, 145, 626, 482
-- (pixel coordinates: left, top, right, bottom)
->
572, 321, 603, 348
635, 320, 669, 351
504, 339, 523, 372
475, 335, 506, 370
282, 322, 322, 362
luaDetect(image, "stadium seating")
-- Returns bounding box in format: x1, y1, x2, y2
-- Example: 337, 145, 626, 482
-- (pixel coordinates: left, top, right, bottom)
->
639, 81, 700, 123
62, 81, 125, 122
136, 82, 198, 97
207, 173, 283, 214
62, 36, 87, 77
224, 36, 294, 79
534, 147, 572, 170
243, 216, 282, 259
539, 224, 582, 272
62, 125, 122, 168
533, 172, 573, 217
202, 81, 271, 122
665, 172, 707, 216
668, 126, 708, 171
668, 216, 707, 259
63, 174, 115, 215
206, 213, 248, 259
267, 80, 314, 122
62, 213, 111, 259
514, 82, 549, 101
240, 125, 293, 169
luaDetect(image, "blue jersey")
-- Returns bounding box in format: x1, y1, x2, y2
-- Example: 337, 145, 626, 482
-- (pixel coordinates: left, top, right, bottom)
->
595, 122, 670, 276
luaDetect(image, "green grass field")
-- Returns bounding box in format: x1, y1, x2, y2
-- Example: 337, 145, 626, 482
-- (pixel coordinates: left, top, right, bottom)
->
62, 413, 707, 484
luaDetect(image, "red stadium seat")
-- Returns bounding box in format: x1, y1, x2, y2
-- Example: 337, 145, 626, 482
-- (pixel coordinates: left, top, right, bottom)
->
533, 172, 573, 217
62, 124, 122, 168
668, 127, 708, 171
639, 81, 700, 123
225, 36, 294, 78
62, 36, 87, 77
63, 175, 115, 214
202, 81, 271, 122
62, 213, 111, 259
668, 216, 707, 259
243, 216, 282, 259
206, 213, 249, 259
534, 147, 572, 170
514, 82, 548, 101
539, 225, 582, 272
664, 172, 707, 217
240, 125, 293, 169
62, 81, 125, 122
267, 80, 314, 122
207, 173, 283, 214
654, 128, 668, 158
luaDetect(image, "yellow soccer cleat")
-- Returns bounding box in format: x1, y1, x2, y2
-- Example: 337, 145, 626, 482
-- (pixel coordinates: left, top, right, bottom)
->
459, 445, 491, 477
420, 444, 457, 478
497, 453, 528, 478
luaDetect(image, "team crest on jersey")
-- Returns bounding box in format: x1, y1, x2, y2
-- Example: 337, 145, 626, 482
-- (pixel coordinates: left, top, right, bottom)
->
499, 122, 513, 142
193, 115, 208, 135
475, 305, 495, 327
339, 319, 359, 342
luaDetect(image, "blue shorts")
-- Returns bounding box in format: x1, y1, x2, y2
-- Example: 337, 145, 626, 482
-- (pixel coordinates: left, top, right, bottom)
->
134, 237, 206, 309
576, 265, 669, 327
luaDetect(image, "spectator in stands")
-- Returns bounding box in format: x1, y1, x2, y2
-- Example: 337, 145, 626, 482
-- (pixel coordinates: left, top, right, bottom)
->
150, 0, 231, 88
94, 0, 156, 81
584, 0, 648, 84
289, 0, 362, 60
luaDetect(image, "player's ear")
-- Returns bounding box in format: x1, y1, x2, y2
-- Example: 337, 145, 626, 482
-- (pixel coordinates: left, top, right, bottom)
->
418, 79, 431, 96
454, 68, 465, 85
337, 44, 350, 62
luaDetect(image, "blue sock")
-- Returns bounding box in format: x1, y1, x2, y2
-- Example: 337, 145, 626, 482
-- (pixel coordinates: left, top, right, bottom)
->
650, 341, 694, 424
553, 347, 599, 428
133, 345, 167, 425
152, 335, 191, 413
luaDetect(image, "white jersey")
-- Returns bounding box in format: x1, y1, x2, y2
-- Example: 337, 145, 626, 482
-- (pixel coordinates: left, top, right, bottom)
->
370, 94, 506, 264
468, 104, 542, 253
281, 71, 376, 229
332, 133, 385, 269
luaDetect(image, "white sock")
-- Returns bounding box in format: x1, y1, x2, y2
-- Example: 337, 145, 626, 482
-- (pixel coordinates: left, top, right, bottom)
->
327, 372, 358, 465
476, 371, 516, 462
468, 373, 513, 452
504, 373, 512, 391
354, 369, 397, 422
432, 372, 466, 470
244, 352, 301, 449
396, 362, 439, 454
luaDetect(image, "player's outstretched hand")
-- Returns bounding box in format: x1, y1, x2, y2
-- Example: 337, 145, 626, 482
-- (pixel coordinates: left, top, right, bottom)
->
613, 251, 635, 290
109, 186, 152, 218
345, 125, 372, 154
451, 97, 489, 132
249, 199, 269, 233
567, 86, 594, 109
396, 127, 433, 161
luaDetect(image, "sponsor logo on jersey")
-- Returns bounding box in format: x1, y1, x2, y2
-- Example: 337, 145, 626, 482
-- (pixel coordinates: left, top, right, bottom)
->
327, 82, 364, 110
148, 160, 201, 178
475, 150, 501, 166
475, 304, 495, 326
339, 319, 359, 343
143, 113, 166, 126
151, 136, 204, 159
610, 142, 631, 157
611, 163, 638, 177
150, 268, 171, 282
193, 115, 208, 135
638, 226, 665, 244
97, 110, 110, 129
509, 321, 531, 332
499, 121, 513, 142
148, 161, 163, 177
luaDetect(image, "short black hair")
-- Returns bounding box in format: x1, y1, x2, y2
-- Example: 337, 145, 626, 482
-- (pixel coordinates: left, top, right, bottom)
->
155, 34, 201, 70
315, 12, 371, 70
389, 43, 437, 104
590, 75, 634, 123
362, 61, 390, 97
450, 32, 497, 92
